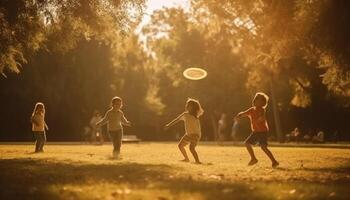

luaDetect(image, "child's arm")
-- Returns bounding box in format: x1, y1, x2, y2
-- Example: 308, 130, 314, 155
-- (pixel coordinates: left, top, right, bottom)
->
96, 110, 110, 127
164, 113, 185, 130
45, 122, 49, 131
121, 111, 131, 127
234, 108, 252, 121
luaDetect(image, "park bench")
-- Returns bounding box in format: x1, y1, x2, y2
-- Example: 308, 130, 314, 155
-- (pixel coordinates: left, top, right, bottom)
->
122, 135, 141, 143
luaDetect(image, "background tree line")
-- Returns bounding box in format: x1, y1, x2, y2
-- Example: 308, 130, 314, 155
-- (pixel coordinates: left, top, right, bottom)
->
1, 0, 349, 141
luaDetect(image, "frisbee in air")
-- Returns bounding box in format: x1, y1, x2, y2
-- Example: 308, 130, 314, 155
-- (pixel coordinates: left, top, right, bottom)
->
183, 67, 208, 80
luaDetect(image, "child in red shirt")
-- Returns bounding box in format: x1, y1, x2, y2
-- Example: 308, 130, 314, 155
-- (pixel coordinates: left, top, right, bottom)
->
234, 92, 279, 168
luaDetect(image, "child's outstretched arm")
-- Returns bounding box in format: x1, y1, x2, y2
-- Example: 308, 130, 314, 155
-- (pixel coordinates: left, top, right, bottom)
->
121, 111, 131, 127
234, 108, 252, 121
96, 110, 110, 127
45, 122, 49, 131
164, 113, 185, 130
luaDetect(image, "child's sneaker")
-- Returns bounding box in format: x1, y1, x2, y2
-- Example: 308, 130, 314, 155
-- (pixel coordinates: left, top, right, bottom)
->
248, 159, 258, 166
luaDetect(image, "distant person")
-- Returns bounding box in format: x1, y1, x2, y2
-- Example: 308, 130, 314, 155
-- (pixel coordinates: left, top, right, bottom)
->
90, 110, 103, 144
218, 113, 227, 142
96, 97, 131, 158
286, 127, 301, 142
234, 92, 279, 168
312, 130, 325, 143
83, 126, 91, 143
231, 120, 239, 141
164, 98, 204, 164
30, 102, 49, 153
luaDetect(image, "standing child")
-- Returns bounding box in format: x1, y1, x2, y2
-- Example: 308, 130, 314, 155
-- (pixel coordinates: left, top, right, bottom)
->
31, 102, 49, 153
234, 92, 279, 168
164, 98, 204, 164
96, 97, 131, 158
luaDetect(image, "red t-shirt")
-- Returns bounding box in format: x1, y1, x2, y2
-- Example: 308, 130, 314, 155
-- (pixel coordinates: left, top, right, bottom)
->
246, 107, 269, 132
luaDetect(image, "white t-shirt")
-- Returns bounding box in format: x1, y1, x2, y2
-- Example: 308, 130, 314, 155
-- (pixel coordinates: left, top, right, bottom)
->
181, 113, 201, 136
98, 109, 128, 131
32, 113, 45, 132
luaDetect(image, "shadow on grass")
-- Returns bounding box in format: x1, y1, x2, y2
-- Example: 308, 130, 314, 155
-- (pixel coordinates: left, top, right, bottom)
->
0, 158, 349, 200
0, 158, 261, 200
275, 166, 350, 175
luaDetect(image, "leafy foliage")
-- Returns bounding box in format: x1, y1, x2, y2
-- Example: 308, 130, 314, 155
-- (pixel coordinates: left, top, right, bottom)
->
0, 0, 145, 74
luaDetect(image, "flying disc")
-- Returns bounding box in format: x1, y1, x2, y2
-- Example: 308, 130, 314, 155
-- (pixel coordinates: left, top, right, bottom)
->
183, 67, 208, 80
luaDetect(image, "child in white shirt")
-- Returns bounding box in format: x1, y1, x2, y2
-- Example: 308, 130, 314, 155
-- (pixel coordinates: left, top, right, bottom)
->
165, 98, 204, 164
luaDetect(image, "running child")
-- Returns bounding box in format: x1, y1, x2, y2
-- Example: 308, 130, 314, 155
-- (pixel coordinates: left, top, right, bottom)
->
96, 97, 131, 158
234, 92, 279, 168
164, 98, 204, 164
31, 102, 49, 153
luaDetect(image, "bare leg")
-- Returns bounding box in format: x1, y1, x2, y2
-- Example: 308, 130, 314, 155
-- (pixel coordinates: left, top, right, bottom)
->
245, 142, 258, 165
178, 142, 189, 162
189, 144, 201, 164
261, 146, 279, 167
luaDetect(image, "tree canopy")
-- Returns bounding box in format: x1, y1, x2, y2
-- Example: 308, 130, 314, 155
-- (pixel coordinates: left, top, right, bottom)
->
0, 0, 350, 141
0, 0, 145, 74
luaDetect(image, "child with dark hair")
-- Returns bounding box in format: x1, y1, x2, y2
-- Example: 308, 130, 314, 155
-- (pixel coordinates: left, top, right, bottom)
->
165, 98, 204, 164
234, 92, 279, 168
97, 97, 131, 158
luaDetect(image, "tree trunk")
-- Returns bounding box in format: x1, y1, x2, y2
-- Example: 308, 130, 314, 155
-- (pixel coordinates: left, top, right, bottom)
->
270, 74, 283, 142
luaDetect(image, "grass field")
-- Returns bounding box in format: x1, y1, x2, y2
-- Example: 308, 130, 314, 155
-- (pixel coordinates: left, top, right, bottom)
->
1, 143, 350, 200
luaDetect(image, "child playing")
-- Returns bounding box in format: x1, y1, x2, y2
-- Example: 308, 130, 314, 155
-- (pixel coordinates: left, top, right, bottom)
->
31, 102, 49, 153
96, 97, 131, 158
164, 98, 204, 164
234, 92, 279, 168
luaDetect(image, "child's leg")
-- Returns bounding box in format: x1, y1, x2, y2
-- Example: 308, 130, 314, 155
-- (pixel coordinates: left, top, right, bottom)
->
244, 133, 258, 164
39, 132, 46, 151
34, 132, 40, 152
109, 131, 118, 155
115, 130, 123, 153
245, 142, 258, 164
189, 143, 201, 163
178, 137, 189, 161
261, 145, 278, 166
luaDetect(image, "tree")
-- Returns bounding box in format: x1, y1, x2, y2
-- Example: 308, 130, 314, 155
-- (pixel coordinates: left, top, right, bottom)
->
0, 0, 145, 75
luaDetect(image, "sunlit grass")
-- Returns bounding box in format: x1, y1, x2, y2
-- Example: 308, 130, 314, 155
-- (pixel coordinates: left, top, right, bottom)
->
0, 143, 349, 199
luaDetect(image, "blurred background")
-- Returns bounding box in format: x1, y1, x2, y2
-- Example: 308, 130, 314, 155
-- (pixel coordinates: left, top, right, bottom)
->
0, 0, 349, 142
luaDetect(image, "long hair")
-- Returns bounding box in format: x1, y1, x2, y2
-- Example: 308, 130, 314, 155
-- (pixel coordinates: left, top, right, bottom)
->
186, 98, 204, 118
252, 92, 269, 109
31, 102, 45, 117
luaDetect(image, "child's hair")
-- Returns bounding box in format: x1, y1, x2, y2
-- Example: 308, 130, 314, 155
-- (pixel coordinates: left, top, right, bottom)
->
186, 98, 204, 118
252, 92, 269, 108
111, 96, 123, 108
32, 102, 45, 117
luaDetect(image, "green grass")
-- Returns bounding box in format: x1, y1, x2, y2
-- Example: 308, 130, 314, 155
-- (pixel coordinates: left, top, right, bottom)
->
0, 143, 349, 200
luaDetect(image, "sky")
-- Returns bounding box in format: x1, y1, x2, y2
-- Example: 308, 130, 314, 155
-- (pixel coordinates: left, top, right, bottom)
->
136, 0, 190, 38
145, 0, 190, 15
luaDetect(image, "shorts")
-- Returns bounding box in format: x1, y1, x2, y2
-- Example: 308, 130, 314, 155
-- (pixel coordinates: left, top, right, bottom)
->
179, 134, 200, 145
245, 132, 268, 146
